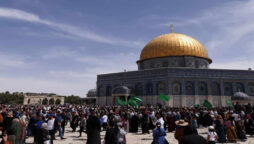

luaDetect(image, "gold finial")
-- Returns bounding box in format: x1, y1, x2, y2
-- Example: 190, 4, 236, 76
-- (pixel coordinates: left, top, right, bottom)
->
170, 24, 173, 33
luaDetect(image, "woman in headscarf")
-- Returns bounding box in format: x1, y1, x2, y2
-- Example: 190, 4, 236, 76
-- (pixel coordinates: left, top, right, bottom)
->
214, 115, 226, 143
166, 112, 175, 132
224, 116, 237, 143
10, 118, 23, 144
235, 117, 247, 141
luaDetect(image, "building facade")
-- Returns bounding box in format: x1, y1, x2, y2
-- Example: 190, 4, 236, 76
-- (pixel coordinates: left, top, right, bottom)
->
23, 93, 64, 105
96, 30, 254, 107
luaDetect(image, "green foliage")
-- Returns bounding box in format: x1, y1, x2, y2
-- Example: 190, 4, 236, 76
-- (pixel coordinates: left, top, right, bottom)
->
64, 95, 82, 104
0, 92, 24, 104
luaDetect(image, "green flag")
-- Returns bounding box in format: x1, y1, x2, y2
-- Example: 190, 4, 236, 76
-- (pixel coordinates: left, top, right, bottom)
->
203, 100, 212, 109
128, 98, 138, 107
226, 99, 233, 108
132, 96, 143, 102
193, 104, 199, 107
159, 94, 170, 101
116, 98, 127, 106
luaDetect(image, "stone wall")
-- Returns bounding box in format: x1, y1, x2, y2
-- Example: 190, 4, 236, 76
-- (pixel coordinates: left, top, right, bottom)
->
96, 67, 254, 106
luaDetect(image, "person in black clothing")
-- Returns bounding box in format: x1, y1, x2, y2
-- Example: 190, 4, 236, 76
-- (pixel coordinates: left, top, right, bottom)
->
86, 111, 101, 144
2, 111, 13, 134
181, 125, 206, 144
104, 120, 119, 144
61, 111, 67, 135
37, 123, 50, 144
129, 113, 139, 133
141, 112, 150, 134
71, 112, 79, 132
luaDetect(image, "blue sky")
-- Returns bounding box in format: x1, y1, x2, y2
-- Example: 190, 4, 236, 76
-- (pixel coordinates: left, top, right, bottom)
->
0, 0, 254, 96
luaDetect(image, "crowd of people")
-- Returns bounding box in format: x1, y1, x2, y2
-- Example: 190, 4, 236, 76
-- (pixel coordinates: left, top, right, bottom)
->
0, 102, 253, 144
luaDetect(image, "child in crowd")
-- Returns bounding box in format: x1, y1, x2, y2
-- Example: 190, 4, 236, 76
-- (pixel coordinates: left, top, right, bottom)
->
207, 126, 218, 144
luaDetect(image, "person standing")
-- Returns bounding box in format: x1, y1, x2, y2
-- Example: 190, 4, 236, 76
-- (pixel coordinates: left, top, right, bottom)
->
56, 111, 64, 140
104, 121, 118, 144
37, 123, 50, 144
86, 111, 101, 144
71, 112, 79, 132
47, 114, 55, 144
214, 115, 226, 143
79, 114, 86, 137
153, 122, 167, 144
207, 126, 218, 144
101, 113, 108, 131
174, 120, 188, 144
10, 118, 23, 144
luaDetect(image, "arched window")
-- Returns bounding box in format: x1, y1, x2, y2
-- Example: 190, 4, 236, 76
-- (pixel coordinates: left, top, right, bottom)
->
106, 86, 112, 96
55, 99, 61, 104
172, 82, 181, 95
211, 82, 221, 95
146, 83, 153, 95
140, 63, 144, 70
185, 81, 195, 95
236, 82, 245, 92
49, 99, 55, 105
42, 98, 48, 105
224, 82, 233, 96
248, 83, 254, 96
28, 99, 30, 104
157, 82, 165, 95
135, 83, 143, 96
98, 85, 105, 96
198, 82, 208, 95
162, 61, 168, 67
150, 62, 154, 69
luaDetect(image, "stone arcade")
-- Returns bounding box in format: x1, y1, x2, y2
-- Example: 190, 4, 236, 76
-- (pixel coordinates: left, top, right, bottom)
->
96, 28, 254, 107
23, 93, 64, 105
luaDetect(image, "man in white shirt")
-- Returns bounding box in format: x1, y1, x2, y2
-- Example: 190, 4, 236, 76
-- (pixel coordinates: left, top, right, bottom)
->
156, 114, 164, 129
47, 114, 55, 144
102, 114, 108, 131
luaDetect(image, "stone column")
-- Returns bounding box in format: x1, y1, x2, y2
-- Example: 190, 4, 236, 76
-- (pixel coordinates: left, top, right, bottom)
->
244, 82, 248, 94
220, 80, 226, 106
181, 80, 185, 107
168, 80, 173, 107
232, 82, 237, 93
207, 81, 213, 106
194, 81, 199, 105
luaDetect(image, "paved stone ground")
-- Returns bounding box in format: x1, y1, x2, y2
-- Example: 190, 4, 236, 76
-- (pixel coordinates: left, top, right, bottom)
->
26, 124, 254, 144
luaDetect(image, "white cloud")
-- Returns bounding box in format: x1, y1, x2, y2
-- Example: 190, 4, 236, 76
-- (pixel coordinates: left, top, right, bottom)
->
0, 76, 90, 97
158, 0, 254, 69
159, 1, 254, 49
0, 52, 31, 68
0, 7, 144, 48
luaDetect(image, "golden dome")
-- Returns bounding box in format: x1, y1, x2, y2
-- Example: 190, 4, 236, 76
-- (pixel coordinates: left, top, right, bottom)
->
138, 33, 212, 63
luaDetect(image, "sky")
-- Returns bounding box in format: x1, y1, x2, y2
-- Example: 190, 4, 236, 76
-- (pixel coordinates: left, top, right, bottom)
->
0, 0, 254, 97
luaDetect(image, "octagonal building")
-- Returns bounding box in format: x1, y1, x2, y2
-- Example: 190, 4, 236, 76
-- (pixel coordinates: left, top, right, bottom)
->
96, 29, 254, 107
